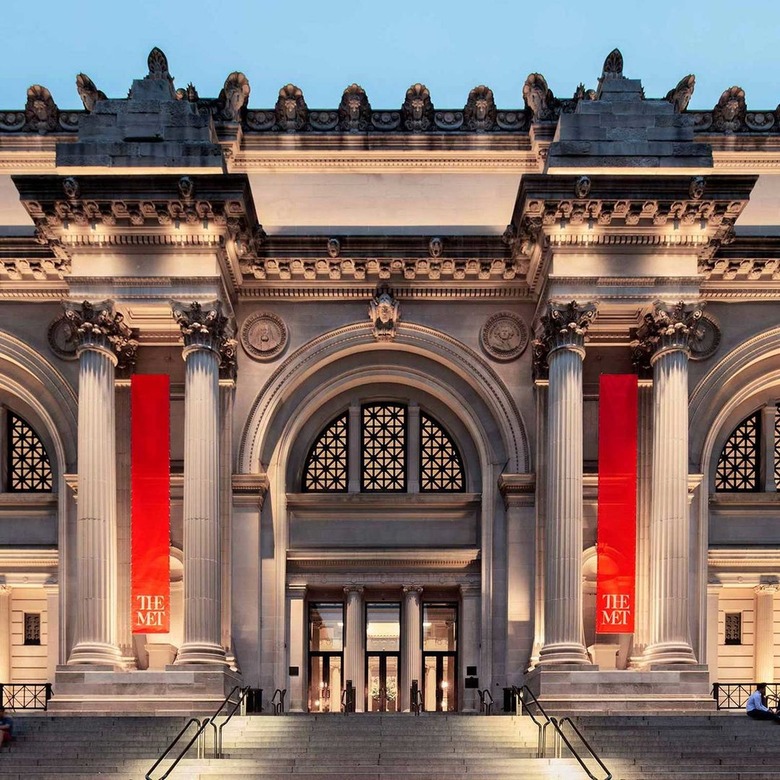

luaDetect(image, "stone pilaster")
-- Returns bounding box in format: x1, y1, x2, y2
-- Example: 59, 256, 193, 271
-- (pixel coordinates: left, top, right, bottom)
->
0, 586, 10, 682
400, 585, 423, 711
754, 584, 778, 683
172, 300, 232, 665
287, 584, 306, 712
706, 583, 721, 685
44, 583, 60, 681
64, 300, 137, 666
536, 301, 596, 665
460, 583, 480, 712
638, 301, 702, 666
343, 585, 365, 711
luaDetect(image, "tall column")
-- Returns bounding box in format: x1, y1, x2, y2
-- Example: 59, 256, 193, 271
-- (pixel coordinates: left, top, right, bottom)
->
343, 586, 365, 711
536, 301, 596, 665
754, 585, 778, 682
65, 300, 136, 666
460, 584, 480, 712
172, 300, 233, 665
0, 586, 10, 681
400, 585, 423, 711
706, 583, 721, 685
287, 584, 306, 712
220, 380, 235, 667
640, 301, 701, 666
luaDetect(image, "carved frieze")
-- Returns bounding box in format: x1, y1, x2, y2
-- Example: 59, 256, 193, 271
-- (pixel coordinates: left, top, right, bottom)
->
240, 312, 288, 361
63, 299, 139, 369
532, 300, 597, 378
369, 286, 399, 340
631, 300, 704, 374
480, 312, 529, 362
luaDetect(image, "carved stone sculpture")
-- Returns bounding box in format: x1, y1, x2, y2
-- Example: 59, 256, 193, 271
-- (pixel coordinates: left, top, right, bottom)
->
428, 237, 443, 258
522, 74, 555, 121
275, 84, 308, 132
76, 74, 106, 113
402, 84, 434, 132
481, 312, 529, 362
602, 48, 624, 78
689, 176, 706, 200
463, 85, 496, 131
369, 286, 400, 341
175, 83, 199, 102
146, 47, 171, 80
327, 238, 341, 258
574, 176, 591, 199
573, 83, 597, 102
631, 300, 704, 374
712, 86, 747, 132
338, 84, 371, 132
240, 312, 288, 361
62, 177, 80, 200
171, 300, 235, 376
219, 72, 250, 121
63, 299, 139, 371
24, 85, 58, 134
665, 75, 695, 113
532, 300, 597, 378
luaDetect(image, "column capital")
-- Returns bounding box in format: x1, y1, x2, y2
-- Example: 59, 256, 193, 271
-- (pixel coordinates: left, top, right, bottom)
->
402, 585, 423, 599
754, 583, 780, 595
171, 299, 237, 377
459, 583, 480, 598
532, 300, 597, 379
343, 585, 365, 597
631, 300, 704, 374
63, 299, 138, 371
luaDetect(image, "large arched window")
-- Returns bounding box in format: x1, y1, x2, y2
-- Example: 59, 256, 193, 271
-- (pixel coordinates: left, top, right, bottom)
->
7, 411, 53, 492
714, 410, 766, 492
302, 403, 465, 494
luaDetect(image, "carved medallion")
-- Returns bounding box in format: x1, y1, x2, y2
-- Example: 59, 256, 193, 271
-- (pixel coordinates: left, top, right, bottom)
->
240, 312, 288, 361
480, 312, 529, 362
689, 313, 721, 361
47, 314, 79, 360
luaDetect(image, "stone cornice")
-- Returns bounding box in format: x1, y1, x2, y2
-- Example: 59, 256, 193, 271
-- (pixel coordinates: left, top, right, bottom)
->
287, 548, 480, 572
237, 283, 531, 300
231, 472, 269, 509
497, 473, 536, 508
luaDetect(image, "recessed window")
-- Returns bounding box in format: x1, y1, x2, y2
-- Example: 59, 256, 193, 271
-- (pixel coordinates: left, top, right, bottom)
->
420, 412, 464, 492
724, 612, 742, 646
24, 613, 41, 646
8, 412, 53, 493
362, 404, 406, 492
715, 412, 760, 492
302, 413, 348, 492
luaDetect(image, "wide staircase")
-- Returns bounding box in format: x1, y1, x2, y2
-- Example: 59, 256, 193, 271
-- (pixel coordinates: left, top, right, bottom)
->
1, 711, 779, 779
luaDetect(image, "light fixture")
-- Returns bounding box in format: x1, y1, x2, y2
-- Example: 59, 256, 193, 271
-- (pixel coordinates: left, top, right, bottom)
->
174, 218, 181, 230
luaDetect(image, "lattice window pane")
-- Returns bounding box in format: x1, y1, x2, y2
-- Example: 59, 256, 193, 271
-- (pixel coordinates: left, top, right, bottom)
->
361, 404, 406, 491
302, 413, 348, 492
724, 612, 742, 646
420, 413, 465, 492
8, 412, 53, 492
774, 405, 780, 490
714, 412, 760, 492
24, 613, 41, 646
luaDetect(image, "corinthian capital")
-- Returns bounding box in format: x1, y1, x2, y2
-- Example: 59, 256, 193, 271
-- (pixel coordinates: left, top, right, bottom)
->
172, 300, 229, 350
631, 300, 704, 375
63, 299, 138, 370
532, 300, 597, 379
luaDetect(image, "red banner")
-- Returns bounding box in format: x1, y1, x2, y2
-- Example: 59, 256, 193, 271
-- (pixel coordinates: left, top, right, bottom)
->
596, 374, 638, 634
131, 374, 170, 633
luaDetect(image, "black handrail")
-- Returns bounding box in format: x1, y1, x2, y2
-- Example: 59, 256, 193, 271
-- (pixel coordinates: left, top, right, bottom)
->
145, 717, 205, 780
512, 685, 611, 779
0, 683, 52, 710
210, 685, 251, 758
271, 688, 286, 714
712, 681, 780, 710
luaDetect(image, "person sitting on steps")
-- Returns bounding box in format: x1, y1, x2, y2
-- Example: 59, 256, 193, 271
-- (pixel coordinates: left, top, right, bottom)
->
746, 683, 780, 722
0, 707, 14, 747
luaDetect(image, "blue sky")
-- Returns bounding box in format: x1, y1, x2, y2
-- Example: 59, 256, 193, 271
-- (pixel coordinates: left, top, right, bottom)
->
1, 0, 778, 111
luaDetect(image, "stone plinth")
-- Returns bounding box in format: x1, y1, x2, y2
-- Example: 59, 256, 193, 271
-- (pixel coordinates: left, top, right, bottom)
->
145, 643, 178, 670
48, 666, 242, 714
524, 666, 715, 714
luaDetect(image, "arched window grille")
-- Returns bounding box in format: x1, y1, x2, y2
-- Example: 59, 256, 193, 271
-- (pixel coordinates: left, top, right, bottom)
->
302, 413, 348, 492
714, 412, 760, 492
302, 403, 465, 494
8, 412, 53, 492
420, 412, 464, 492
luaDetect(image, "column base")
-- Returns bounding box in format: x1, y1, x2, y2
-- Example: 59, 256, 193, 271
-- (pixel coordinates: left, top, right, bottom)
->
538, 641, 591, 665
67, 641, 123, 668
643, 641, 698, 666
524, 665, 714, 714
174, 641, 227, 665
48, 665, 242, 714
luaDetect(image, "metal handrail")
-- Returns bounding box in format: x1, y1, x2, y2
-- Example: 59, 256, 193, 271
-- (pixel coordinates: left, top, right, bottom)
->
512, 685, 548, 757
145, 717, 205, 780
0, 682, 52, 710
478, 688, 494, 715
210, 685, 251, 758
553, 717, 612, 780
271, 687, 286, 714
712, 681, 780, 710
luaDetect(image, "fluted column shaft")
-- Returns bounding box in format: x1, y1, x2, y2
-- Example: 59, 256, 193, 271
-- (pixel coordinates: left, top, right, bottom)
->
646, 337, 696, 664
69, 340, 122, 665
176, 343, 225, 664
343, 586, 365, 711
754, 585, 777, 682
400, 586, 423, 711
540, 339, 589, 664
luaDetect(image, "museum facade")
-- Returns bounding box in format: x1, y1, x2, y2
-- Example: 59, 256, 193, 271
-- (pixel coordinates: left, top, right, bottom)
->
0, 47, 778, 713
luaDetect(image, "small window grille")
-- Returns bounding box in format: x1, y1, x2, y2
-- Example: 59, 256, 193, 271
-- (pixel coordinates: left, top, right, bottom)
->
774, 405, 780, 490
420, 413, 465, 492
302, 413, 348, 492
715, 412, 760, 492
8, 412, 53, 492
724, 612, 742, 646
24, 613, 41, 646
361, 403, 406, 492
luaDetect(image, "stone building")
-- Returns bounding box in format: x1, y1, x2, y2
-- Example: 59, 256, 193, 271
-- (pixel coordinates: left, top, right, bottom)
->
0, 47, 778, 713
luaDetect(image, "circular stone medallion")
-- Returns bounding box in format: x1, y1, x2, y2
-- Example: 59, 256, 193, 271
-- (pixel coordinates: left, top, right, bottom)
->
47, 315, 79, 360
241, 312, 288, 361
689, 313, 721, 361
480, 312, 529, 362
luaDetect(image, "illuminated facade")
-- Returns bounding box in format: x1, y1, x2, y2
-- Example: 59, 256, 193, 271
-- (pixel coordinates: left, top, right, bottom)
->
0, 47, 779, 713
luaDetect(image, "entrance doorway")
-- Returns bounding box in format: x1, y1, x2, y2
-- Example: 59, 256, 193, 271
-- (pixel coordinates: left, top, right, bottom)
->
422, 603, 457, 712
308, 603, 344, 713
365, 603, 400, 712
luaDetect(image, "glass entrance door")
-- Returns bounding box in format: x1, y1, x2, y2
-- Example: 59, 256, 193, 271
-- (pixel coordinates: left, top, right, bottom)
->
366, 653, 399, 712
422, 603, 457, 712
308, 603, 344, 713
365, 603, 401, 712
